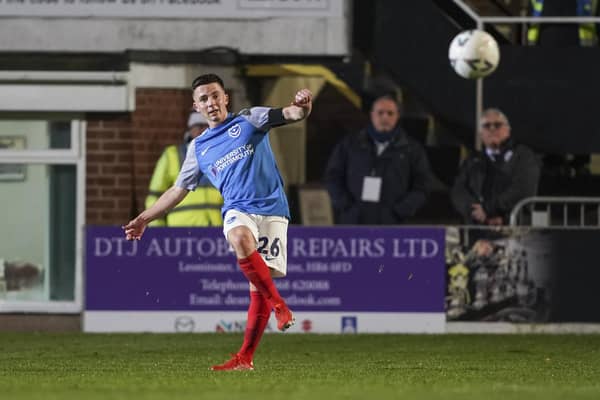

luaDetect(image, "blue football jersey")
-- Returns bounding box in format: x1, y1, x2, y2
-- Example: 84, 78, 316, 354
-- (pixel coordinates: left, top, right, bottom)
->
175, 107, 290, 218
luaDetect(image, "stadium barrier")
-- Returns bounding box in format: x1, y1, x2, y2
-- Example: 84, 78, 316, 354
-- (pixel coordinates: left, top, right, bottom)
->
84, 226, 446, 334
84, 224, 600, 334
509, 196, 600, 227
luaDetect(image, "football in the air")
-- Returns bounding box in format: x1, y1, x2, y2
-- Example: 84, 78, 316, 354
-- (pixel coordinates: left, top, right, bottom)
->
448, 29, 500, 79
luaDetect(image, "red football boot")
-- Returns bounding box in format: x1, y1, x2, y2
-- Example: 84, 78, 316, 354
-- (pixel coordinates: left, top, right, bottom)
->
274, 303, 295, 332
211, 353, 255, 371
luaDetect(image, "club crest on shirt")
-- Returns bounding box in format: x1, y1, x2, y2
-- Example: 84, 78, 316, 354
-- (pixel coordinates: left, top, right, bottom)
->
228, 124, 241, 138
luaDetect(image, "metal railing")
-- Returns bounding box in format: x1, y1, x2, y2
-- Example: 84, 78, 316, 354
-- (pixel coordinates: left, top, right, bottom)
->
452, 0, 600, 149
509, 196, 600, 227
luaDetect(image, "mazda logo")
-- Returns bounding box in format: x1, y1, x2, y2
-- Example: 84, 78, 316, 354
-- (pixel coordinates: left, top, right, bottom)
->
174, 316, 195, 333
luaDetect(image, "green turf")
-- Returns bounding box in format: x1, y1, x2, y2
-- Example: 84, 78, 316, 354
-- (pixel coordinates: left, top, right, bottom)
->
1, 333, 599, 400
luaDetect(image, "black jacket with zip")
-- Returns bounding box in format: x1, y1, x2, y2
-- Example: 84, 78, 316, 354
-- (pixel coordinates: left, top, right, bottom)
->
451, 141, 541, 224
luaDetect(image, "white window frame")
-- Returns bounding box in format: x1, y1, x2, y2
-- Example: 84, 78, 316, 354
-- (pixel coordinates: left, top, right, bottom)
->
0, 70, 130, 313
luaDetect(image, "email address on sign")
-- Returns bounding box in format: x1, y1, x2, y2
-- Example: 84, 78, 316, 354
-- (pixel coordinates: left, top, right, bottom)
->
284, 294, 341, 306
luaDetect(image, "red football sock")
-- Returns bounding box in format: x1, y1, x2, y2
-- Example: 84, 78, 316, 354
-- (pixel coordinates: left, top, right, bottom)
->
237, 251, 284, 306
238, 291, 271, 359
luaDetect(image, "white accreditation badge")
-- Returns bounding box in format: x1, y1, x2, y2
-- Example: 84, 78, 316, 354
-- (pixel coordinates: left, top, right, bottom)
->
361, 176, 382, 202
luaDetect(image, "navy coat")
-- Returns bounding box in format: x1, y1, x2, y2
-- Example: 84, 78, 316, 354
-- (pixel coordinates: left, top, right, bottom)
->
324, 128, 433, 225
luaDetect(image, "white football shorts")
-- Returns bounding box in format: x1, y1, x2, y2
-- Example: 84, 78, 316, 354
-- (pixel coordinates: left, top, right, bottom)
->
222, 209, 289, 277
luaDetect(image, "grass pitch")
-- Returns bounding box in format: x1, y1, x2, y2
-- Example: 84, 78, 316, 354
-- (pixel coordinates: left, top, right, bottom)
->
1, 332, 599, 400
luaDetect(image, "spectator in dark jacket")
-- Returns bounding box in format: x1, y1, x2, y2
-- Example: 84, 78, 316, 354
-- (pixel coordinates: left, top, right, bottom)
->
451, 108, 541, 225
323, 93, 433, 225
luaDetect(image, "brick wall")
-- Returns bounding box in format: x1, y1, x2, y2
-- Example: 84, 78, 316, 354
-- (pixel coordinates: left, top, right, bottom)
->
86, 88, 192, 224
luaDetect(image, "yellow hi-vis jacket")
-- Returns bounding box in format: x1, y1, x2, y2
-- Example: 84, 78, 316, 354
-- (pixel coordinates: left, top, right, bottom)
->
528, 0, 598, 46
146, 143, 224, 226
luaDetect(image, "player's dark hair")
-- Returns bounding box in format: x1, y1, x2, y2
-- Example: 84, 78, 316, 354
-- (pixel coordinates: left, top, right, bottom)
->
192, 74, 225, 92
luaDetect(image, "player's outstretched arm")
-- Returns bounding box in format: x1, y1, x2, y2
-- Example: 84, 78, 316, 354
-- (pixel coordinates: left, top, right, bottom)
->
283, 88, 313, 122
123, 186, 188, 240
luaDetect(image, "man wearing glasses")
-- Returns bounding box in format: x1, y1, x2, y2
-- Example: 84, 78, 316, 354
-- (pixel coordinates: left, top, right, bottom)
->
324, 92, 433, 225
451, 108, 541, 225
